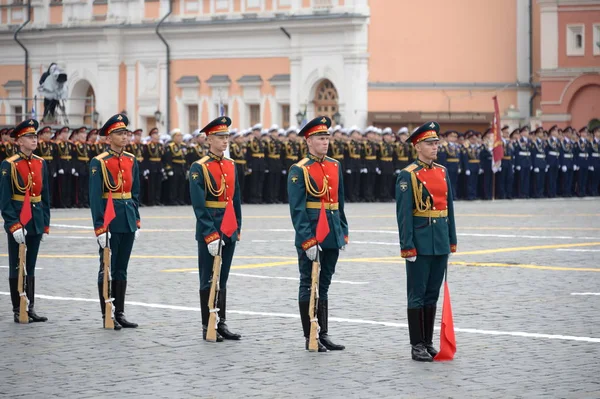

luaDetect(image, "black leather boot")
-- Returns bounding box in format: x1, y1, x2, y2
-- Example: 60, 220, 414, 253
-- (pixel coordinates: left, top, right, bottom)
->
318, 300, 345, 350
9, 278, 30, 323
113, 280, 137, 328
299, 301, 327, 352
25, 276, 47, 322
217, 289, 241, 340
200, 290, 223, 342
98, 282, 121, 330
423, 306, 438, 358
408, 308, 432, 362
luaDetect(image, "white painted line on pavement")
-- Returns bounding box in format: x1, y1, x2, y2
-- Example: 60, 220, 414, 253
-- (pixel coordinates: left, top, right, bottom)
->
0, 266, 43, 269
0, 292, 598, 344
51, 224, 93, 229
571, 293, 600, 296
557, 249, 600, 252
227, 272, 368, 285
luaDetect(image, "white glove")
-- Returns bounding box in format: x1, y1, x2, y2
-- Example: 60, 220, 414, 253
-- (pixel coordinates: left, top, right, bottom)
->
282, 170, 287, 175
458, 168, 462, 174
53, 172, 57, 177
346, 169, 352, 174
143, 169, 150, 177
247, 168, 252, 174
305, 245, 318, 261
574, 165, 580, 171
74, 172, 79, 177
530, 166, 533, 170
134, 230, 140, 241
40, 233, 49, 242
71, 168, 76, 175
97, 232, 111, 248
12, 228, 26, 244
376, 168, 382, 175
58, 169, 64, 175
562, 165, 567, 172
394, 169, 401, 175
589, 166, 595, 171
207, 239, 225, 257
167, 170, 174, 176
516, 166, 521, 171
534, 167, 539, 173
265, 169, 270, 173
465, 170, 471, 176
406, 256, 417, 262
340, 246, 346, 251
449, 252, 453, 257
545, 165, 550, 172
478, 169, 484, 175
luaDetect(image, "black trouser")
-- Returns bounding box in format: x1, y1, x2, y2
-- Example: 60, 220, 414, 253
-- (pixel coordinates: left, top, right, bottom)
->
248, 170, 264, 203
235, 164, 246, 202
168, 164, 186, 205
380, 173, 394, 200
97, 232, 135, 283
297, 247, 339, 302
267, 165, 282, 203
147, 169, 163, 205
55, 172, 73, 208
198, 239, 236, 291
7, 233, 42, 278
77, 174, 89, 207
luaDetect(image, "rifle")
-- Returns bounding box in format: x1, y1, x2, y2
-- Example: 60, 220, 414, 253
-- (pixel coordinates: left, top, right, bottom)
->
103, 231, 114, 329
17, 243, 29, 324
205, 237, 223, 342
308, 249, 320, 352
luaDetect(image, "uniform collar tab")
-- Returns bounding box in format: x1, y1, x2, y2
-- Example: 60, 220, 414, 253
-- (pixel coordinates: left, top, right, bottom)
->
308, 152, 325, 163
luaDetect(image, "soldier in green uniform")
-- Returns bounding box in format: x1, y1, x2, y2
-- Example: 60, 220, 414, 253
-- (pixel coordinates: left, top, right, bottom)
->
395, 121, 457, 362
189, 116, 242, 342
1, 119, 50, 323
287, 116, 349, 352
89, 114, 141, 329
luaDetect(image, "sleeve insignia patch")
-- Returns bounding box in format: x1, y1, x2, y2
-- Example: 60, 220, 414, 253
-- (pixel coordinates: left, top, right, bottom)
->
91, 167, 97, 175
1, 169, 7, 176
399, 180, 408, 192
191, 172, 199, 180
291, 175, 299, 183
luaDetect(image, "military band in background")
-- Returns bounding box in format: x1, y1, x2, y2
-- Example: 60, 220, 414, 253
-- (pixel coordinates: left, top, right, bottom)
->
1, 122, 598, 207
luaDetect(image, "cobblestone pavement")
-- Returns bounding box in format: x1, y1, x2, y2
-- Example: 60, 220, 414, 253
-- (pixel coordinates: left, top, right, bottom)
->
1, 199, 600, 398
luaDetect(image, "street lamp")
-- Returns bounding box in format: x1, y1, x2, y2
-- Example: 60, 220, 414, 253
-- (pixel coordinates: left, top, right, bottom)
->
333, 111, 341, 125
296, 111, 303, 125
154, 110, 163, 125
92, 110, 99, 127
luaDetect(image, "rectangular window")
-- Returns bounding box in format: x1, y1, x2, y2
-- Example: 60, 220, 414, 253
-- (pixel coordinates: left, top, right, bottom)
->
246, 0, 260, 8
249, 104, 260, 126
14, 106, 23, 123
188, 104, 199, 133
216, 103, 229, 117
215, 0, 228, 10
281, 104, 290, 129
594, 24, 600, 56
567, 24, 585, 56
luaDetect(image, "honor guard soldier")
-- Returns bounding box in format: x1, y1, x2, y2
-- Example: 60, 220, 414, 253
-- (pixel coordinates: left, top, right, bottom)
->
266, 125, 284, 203
497, 127, 515, 199
281, 127, 300, 203
35, 126, 57, 203
54, 126, 75, 208
480, 129, 494, 200
531, 128, 547, 198
126, 129, 147, 205
514, 126, 532, 198
379, 127, 396, 201
72, 126, 90, 207
186, 130, 207, 165
395, 121, 457, 362
287, 116, 349, 352
462, 130, 481, 200
90, 114, 141, 329
559, 128, 575, 197
189, 116, 242, 342
87, 129, 100, 158
545, 125, 561, 198
574, 127, 590, 197
1, 119, 50, 323
346, 127, 363, 202
590, 126, 600, 196
245, 124, 266, 203
145, 128, 165, 206
362, 128, 379, 202
163, 129, 187, 205
229, 131, 247, 200
442, 130, 461, 199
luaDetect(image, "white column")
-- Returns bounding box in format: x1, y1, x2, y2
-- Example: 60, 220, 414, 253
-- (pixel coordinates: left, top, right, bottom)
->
126, 61, 136, 126
290, 55, 302, 125
516, 0, 532, 119
343, 54, 368, 128
97, 63, 120, 123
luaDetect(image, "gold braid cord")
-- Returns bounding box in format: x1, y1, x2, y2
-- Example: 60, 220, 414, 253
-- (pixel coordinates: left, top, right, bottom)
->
201, 164, 226, 197
10, 161, 32, 195
100, 160, 123, 192
300, 166, 329, 200
410, 171, 431, 213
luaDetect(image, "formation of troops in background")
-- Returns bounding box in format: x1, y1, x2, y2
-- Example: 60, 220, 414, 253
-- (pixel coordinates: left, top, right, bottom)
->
0, 122, 598, 208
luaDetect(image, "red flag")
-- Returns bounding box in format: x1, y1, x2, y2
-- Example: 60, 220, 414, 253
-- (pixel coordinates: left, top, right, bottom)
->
19, 190, 32, 226
492, 95, 504, 167
315, 200, 330, 243
220, 199, 238, 238
103, 191, 116, 229
434, 280, 456, 361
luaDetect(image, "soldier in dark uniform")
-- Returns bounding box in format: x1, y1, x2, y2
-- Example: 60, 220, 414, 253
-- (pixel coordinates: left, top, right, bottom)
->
559, 128, 575, 197
1, 119, 51, 323
282, 127, 300, 203
514, 126, 532, 198
480, 129, 494, 200
589, 126, 600, 196
163, 129, 187, 205
379, 127, 396, 201
54, 126, 74, 208
574, 126, 591, 197
126, 129, 146, 206
266, 125, 284, 204
443, 130, 461, 200
71, 127, 90, 207
395, 121, 457, 362
35, 126, 57, 205
462, 130, 481, 200
545, 125, 561, 198
1, 128, 16, 162
145, 128, 164, 206
189, 116, 242, 342
346, 127, 363, 202
245, 124, 266, 204
362, 128, 379, 202
89, 113, 141, 329
497, 127, 515, 199
229, 131, 247, 202
287, 116, 348, 352
530, 127, 547, 198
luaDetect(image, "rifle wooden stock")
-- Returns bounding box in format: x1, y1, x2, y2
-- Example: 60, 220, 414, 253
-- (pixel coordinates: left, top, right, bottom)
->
308, 259, 320, 352
17, 243, 29, 324
103, 247, 114, 329
206, 253, 222, 342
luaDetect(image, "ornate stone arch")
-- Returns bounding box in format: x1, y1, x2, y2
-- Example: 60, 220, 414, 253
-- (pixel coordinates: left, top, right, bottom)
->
312, 79, 339, 121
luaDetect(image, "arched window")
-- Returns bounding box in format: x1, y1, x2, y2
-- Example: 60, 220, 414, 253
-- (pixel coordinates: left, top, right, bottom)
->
83, 86, 96, 126
313, 80, 338, 121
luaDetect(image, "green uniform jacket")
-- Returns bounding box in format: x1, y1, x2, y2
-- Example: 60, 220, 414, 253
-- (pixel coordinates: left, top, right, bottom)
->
288, 154, 349, 250
396, 160, 457, 258
189, 153, 242, 243
89, 149, 141, 236
0, 153, 50, 235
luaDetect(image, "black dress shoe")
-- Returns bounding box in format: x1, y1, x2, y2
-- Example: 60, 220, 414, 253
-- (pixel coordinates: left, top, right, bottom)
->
319, 334, 345, 351
102, 316, 122, 330
14, 313, 32, 323
411, 343, 433, 362
28, 310, 48, 322
203, 326, 223, 342
305, 337, 327, 352
115, 313, 138, 328
217, 322, 241, 340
